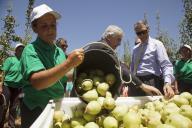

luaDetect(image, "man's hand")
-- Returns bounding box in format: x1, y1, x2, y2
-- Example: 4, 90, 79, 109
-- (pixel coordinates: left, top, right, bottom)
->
140, 84, 162, 96
121, 86, 128, 97
163, 83, 175, 99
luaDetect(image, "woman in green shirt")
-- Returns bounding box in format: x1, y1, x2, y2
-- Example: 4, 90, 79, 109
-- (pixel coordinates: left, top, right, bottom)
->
0, 43, 24, 128
20, 4, 84, 128
174, 44, 192, 93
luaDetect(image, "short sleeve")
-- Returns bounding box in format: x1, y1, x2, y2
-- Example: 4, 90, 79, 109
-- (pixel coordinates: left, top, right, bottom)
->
21, 47, 45, 81
1, 57, 12, 72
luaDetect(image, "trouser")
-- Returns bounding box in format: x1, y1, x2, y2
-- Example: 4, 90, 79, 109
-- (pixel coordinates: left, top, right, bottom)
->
177, 80, 192, 94
0, 85, 21, 128
128, 74, 164, 96
21, 103, 43, 128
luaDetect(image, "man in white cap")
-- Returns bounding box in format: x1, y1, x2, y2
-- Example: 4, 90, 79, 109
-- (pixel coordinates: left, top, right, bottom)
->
0, 43, 24, 128
19, 4, 84, 127
174, 44, 192, 93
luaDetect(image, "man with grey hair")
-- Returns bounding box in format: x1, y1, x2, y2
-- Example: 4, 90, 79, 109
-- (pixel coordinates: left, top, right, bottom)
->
101, 25, 124, 50
99, 25, 162, 96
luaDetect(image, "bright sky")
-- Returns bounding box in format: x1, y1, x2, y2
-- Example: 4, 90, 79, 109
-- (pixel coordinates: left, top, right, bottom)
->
0, 0, 183, 55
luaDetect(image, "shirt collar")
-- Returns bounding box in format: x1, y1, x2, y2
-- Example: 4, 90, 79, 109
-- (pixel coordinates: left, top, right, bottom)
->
35, 37, 56, 51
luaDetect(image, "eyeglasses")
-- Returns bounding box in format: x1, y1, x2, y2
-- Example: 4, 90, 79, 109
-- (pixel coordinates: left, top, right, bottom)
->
136, 30, 147, 36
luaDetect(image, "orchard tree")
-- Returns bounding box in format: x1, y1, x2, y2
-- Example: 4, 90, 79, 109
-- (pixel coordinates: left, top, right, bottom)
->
179, 0, 192, 45
122, 40, 132, 67
23, 0, 35, 45
0, 7, 22, 64
155, 12, 178, 63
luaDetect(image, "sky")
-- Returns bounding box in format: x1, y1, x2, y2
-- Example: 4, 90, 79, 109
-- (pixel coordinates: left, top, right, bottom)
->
0, 0, 184, 56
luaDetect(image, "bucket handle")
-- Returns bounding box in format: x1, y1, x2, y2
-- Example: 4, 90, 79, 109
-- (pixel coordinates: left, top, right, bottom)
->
118, 61, 137, 87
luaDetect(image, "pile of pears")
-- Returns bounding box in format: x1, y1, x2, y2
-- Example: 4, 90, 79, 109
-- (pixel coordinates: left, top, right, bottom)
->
53, 68, 192, 128
75, 69, 116, 103
53, 91, 192, 128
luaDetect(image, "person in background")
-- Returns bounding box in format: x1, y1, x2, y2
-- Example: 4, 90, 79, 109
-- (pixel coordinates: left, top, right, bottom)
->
19, 4, 84, 127
0, 43, 24, 128
130, 20, 175, 98
56, 38, 68, 55
99, 25, 162, 96
56, 38, 74, 97
174, 44, 192, 93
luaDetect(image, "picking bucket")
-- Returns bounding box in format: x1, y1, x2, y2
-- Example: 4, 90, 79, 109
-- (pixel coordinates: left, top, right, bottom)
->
73, 42, 121, 102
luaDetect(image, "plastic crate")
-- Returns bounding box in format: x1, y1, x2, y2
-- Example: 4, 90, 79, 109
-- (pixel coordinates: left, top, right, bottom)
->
31, 96, 162, 128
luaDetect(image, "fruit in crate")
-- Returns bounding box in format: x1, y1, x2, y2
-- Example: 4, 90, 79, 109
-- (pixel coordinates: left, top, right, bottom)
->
84, 101, 101, 115
165, 113, 192, 128
53, 92, 192, 128
103, 116, 118, 128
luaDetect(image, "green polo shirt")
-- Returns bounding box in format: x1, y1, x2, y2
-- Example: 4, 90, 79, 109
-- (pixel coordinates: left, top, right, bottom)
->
20, 37, 67, 110
1, 56, 23, 88
174, 59, 192, 83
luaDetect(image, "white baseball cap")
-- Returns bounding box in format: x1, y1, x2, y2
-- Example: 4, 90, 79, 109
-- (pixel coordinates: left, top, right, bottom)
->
31, 4, 61, 23
182, 44, 192, 51
15, 43, 24, 50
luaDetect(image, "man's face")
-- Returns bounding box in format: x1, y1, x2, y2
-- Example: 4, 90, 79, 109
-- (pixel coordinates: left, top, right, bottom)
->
59, 40, 68, 52
33, 13, 57, 44
107, 34, 122, 50
134, 24, 149, 43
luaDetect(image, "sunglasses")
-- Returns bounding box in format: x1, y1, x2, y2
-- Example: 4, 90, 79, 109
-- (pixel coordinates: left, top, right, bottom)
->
136, 30, 148, 36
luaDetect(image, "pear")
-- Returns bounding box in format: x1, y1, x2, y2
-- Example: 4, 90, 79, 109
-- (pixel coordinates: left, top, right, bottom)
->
71, 118, 86, 128
81, 79, 93, 91
95, 115, 105, 127
62, 120, 71, 128
144, 102, 155, 111
153, 100, 165, 112
180, 105, 192, 120
105, 73, 116, 85
156, 124, 175, 128
160, 102, 180, 122
92, 76, 103, 86
103, 116, 118, 128
97, 97, 105, 108
123, 111, 141, 128
111, 105, 128, 121
146, 111, 162, 128
147, 119, 162, 128
128, 104, 139, 112
81, 89, 98, 102
53, 110, 65, 123
83, 113, 96, 122
54, 121, 62, 128
85, 101, 101, 115
97, 82, 109, 96
180, 92, 192, 100
172, 95, 189, 107
74, 125, 85, 128
103, 96, 116, 110
165, 113, 192, 128
84, 122, 99, 128
61, 114, 71, 128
